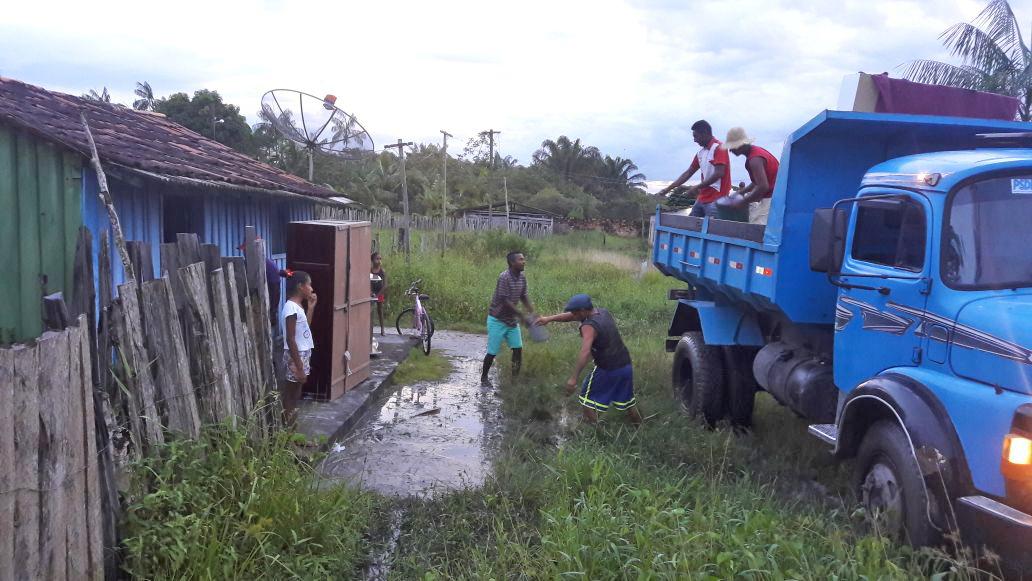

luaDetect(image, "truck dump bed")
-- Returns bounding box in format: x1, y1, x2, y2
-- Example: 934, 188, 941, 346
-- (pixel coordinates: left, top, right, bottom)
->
653, 110, 1030, 325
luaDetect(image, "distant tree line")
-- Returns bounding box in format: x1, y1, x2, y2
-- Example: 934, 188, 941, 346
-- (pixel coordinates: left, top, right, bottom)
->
82, 83, 660, 221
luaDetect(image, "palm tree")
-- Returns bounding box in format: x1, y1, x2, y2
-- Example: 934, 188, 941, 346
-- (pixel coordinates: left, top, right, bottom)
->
133, 81, 155, 111
903, 0, 1031, 120
599, 156, 647, 191
492, 153, 519, 169
82, 87, 111, 103
532, 136, 600, 181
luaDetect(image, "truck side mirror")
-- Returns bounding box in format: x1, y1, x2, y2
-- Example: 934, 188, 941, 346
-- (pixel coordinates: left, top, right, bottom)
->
809, 208, 848, 273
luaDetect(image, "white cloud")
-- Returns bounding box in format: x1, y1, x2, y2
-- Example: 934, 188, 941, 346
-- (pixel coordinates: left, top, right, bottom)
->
0, 0, 1016, 184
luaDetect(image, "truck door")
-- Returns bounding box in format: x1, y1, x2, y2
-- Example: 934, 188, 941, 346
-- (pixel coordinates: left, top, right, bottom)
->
834, 192, 931, 391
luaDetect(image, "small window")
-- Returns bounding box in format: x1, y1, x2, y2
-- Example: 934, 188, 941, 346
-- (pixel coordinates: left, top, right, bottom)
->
851, 198, 926, 271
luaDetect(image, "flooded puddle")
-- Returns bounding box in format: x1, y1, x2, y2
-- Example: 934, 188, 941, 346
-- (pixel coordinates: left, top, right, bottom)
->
319, 331, 504, 497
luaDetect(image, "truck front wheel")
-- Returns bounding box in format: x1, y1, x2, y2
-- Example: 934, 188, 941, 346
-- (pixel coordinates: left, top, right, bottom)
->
672, 332, 725, 427
855, 420, 940, 547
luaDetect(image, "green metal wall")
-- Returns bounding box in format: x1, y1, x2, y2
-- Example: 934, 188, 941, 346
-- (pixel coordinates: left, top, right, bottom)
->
0, 125, 83, 342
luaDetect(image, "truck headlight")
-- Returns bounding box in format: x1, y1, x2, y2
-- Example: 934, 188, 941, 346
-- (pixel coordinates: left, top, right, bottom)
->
1005, 434, 1032, 466
1002, 406, 1032, 512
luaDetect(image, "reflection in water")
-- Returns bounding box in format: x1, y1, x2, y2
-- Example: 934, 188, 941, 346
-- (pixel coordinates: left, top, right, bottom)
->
319, 332, 504, 498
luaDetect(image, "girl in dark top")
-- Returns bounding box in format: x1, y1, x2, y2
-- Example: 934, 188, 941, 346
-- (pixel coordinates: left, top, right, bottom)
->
371, 252, 387, 336
536, 293, 642, 426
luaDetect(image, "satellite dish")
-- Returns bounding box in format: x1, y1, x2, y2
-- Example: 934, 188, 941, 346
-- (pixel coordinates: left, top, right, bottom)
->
260, 89, 375, 180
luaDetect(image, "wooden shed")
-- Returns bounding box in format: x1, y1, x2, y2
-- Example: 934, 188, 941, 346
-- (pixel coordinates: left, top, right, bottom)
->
0, 76, 354, 342
453, 201, 557, 237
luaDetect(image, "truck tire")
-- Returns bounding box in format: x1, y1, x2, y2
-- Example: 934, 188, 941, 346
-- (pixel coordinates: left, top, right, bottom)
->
722, 346, 758, 429
855, 420, 940, 547
672, 332, 726, 428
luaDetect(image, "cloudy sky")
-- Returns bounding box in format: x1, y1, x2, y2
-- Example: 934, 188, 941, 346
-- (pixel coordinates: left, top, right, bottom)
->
1, 0, 1018, 187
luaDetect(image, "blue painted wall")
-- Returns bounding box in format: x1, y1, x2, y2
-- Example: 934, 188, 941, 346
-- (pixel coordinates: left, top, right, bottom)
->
81, 167, 316, 303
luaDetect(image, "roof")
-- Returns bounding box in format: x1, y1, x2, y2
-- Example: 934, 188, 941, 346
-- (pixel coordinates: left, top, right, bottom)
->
455, 201, 559, 217
0, 77, 342, 200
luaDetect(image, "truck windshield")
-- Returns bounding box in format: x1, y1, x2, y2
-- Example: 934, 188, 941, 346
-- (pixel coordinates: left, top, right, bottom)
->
943, 174, 1032, 290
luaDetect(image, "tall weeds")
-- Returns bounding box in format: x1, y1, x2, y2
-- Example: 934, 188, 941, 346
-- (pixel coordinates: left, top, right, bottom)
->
121, 423, 380, 580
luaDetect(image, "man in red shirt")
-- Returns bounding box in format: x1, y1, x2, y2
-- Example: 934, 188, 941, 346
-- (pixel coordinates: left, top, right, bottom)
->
657, 120, 732, 218
723, 127, 779, 225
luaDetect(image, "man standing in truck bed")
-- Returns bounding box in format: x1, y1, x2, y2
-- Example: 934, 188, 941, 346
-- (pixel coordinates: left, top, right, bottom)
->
724, 126, 780, 225
656, 120, 732, 218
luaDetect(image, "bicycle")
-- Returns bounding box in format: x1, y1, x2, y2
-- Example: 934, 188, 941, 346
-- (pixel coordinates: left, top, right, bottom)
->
395, 279, 434, 355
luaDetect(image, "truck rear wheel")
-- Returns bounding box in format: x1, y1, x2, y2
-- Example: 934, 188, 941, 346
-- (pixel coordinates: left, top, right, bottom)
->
722, 346, 758, 429
855, 420, 940, 547
672, 332, 725, 428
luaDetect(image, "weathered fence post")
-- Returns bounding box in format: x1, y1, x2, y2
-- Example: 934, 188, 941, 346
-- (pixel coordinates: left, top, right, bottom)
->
126, 241, 154, 282
140, 276, 201, 438
113, 281, 165, 454
210, 268, 244, 421
71, 227, 99, 386
222, 260, 261, 426
244, 228, 278, 429
74, 317, 106, 581
0, 346, 14, 581
97, 231, 114, 401
179, 262, 235, 425
37, 331, 69, 581
12, 344, 40, 580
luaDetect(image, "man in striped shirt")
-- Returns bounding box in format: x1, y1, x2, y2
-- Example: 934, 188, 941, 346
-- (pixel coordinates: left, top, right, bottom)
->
482, 251, 535, 386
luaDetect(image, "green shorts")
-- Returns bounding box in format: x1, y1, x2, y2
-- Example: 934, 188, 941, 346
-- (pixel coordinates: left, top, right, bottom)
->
486, 315, 523, 355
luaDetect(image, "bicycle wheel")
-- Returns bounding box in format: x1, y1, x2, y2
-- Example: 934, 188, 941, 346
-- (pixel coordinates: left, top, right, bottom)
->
396, 308, 419, 336
420, 312, 433, 355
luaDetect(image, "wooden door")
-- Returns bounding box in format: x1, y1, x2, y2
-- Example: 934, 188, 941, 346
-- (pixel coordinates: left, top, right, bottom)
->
328, 224, 349, 399
286, 221, 349, 400
344, 223, 372, 390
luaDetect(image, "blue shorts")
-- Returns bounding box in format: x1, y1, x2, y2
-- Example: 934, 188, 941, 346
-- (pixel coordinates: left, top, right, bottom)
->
486, 315, 523, 355
580, 364, 636, 412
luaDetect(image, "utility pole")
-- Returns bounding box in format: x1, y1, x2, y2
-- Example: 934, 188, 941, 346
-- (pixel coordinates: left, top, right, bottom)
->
481, 129, 501, 168
503, 176, 510, 233
440, 130, 452, 223
383, 138, 414, 261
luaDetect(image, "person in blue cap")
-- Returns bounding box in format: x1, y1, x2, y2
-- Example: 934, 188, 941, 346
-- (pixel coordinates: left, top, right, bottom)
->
535, 294, 642, 425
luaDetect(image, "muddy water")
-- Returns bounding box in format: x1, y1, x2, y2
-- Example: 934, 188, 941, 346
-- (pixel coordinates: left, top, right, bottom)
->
319, 331, 504, 497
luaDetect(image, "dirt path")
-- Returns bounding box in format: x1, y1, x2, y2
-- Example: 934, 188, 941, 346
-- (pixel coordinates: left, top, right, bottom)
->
319, 331, 504, 497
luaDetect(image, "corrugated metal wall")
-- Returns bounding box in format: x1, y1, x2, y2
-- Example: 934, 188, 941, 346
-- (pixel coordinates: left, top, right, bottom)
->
0, 126, 82, 342
203, 194, 315, 257
82, 169, 316, 304
82, 168, 164, 288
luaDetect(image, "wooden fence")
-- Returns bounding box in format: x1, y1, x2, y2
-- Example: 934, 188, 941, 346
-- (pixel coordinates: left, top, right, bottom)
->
316, 205, 554, 240
1, 318, 106, 580
105, 226, 279, 461
1, 224, 280, 580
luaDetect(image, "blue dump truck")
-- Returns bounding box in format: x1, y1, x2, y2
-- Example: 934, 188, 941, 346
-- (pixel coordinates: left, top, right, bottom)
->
653, 110, 1032, 562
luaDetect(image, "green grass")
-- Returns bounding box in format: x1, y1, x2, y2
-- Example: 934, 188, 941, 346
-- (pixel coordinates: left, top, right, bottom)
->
376, 230, 990, 579
391, 347, 453, 385
122, 230, 996, 580
120, 423, 382, 580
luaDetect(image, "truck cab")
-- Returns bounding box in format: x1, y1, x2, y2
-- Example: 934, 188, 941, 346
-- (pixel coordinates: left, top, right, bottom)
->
811, 147, 1032, 558
652, 111, 1032, 565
